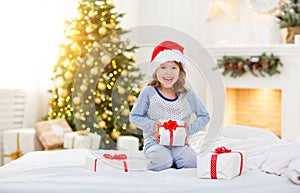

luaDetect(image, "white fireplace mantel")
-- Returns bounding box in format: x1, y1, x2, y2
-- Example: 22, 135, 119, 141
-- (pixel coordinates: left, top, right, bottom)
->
205, 44, 300, 142
206, 44, 300, 57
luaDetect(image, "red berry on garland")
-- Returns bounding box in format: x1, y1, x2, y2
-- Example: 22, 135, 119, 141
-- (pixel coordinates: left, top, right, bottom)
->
232, 63, 238, 69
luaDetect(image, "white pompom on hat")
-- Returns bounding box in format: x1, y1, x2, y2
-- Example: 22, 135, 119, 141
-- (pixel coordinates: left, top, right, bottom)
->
150, 40, 188, 75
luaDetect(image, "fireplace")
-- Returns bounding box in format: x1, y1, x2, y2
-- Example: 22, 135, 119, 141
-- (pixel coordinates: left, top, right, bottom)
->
206, 44, 300, 142
225, 88, 281, 137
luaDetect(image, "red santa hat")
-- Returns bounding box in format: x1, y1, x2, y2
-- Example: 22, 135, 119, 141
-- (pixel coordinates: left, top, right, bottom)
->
150, 40, 188, 75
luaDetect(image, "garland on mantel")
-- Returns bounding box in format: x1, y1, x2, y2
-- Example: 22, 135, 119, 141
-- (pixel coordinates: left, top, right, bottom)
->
214, 53, 283, 78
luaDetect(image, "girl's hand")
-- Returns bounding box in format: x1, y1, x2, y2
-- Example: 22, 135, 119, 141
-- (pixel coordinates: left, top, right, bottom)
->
154, 121, 162, 142
184, 122, 189, 146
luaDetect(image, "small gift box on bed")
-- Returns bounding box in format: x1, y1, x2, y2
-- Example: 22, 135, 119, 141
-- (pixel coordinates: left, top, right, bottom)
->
35, 118, 72, 150
63, 131, 101, 150
197, 146, 246, 180
3, 128, 43, 164
85, 150, 147, 172
159, 120, 186, 146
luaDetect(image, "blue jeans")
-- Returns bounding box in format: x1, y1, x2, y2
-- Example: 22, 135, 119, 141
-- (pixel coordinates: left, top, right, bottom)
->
144, 142, 197, 171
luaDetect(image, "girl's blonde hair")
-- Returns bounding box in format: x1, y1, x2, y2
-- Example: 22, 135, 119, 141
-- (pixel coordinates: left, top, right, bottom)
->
147, 61, 187, 94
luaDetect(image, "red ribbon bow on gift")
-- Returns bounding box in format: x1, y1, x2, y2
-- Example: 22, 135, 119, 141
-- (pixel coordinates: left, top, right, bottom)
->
103, 153, 128, 172
163, 120, 178, 146
94, 153, 128, 172
210, 146, 243, 179
214, 146, 232, 154
103, 153, 127, 160
163, 120, 178, 130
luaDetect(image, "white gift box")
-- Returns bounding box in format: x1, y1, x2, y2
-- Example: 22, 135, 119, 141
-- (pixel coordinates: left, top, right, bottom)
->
197, 148, 246, 180
3, 128, 43, 164
117, 136, 139, 151
159, 120, 186, 146
35, 118, 73, 150
85, 150, 147, 172
64, 132, 101, 150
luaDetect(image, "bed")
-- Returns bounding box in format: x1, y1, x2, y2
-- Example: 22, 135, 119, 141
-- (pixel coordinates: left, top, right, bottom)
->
0, 125, 299, 193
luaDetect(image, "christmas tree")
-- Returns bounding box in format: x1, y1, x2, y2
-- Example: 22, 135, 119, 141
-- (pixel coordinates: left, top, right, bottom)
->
45, 0, 144, 149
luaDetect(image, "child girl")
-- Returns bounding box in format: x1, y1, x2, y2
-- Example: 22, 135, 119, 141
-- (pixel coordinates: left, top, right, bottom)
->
129, 40, 210, 171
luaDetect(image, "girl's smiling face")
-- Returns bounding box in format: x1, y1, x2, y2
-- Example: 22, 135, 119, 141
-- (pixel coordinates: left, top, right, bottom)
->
156, 61, 180, 89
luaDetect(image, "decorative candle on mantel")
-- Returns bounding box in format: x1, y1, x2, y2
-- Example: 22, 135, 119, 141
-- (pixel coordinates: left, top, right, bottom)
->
117, 136, 139, 151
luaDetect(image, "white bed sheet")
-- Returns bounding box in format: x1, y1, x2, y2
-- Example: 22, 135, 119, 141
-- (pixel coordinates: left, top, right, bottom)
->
0, 149, 298, 193
0, 149, 300, 193
1, 125, 300, 193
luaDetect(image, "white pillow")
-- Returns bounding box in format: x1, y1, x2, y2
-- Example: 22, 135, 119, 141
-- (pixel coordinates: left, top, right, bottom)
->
220, 125, 279, 141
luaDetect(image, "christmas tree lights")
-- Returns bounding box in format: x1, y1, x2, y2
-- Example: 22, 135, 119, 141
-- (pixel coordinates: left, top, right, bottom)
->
44, 0, 144, 149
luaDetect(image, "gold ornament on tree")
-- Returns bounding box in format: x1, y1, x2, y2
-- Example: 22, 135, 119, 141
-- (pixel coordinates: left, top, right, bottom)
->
74, 112, 81, 120
58, 88, 69, 98
98, 27, 107, 36
58, 98, 65, 107
85, 26, 95, 33
127, 94, 136, 102
95, 97, 101, 104
73, 97, 81, 105
102, 113, 108, 119
121, 108, 130, 116
97, 82, 106, 90
111, 129, 121, 140
90, 67, 99, 76
80, 84, 88, 92
118, 87, 125, 95
86, 56, 95, 66
99, 120, 106, 128
121, 70, 128, 77
64, 71, 74, 80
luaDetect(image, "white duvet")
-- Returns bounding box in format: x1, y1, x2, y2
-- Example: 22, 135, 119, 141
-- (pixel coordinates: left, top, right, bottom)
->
0, 125, 299, 193
190, 125, 300, 185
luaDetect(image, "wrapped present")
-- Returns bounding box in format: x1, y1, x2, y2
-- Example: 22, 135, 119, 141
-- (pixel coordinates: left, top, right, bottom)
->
117, 136, 139, 151
3, 128, 43, 164
85, 150, 147, 172
159, 120, 186, 146
35, 118, 72, 150
63, 131, 101, 150
197, 146, 246, 180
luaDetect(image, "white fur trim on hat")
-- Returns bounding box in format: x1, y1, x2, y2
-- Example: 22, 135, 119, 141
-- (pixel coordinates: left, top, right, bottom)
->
150, 49, 187, 75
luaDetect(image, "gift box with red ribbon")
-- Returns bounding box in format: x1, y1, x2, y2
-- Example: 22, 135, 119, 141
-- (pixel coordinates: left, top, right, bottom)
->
197, 146, 247, 180
85, 150, 147, 172
159, 120, 186, 146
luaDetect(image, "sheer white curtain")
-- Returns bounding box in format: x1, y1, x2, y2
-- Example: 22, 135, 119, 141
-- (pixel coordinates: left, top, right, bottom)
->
0, 0, 77, 127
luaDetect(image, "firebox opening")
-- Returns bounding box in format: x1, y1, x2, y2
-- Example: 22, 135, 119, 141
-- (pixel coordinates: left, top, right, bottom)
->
225, 88, 282, 137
